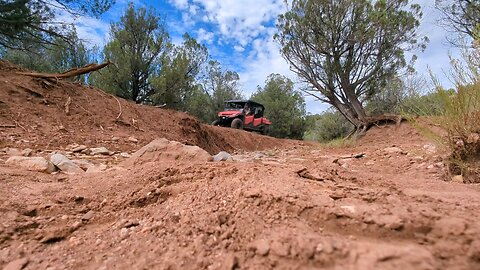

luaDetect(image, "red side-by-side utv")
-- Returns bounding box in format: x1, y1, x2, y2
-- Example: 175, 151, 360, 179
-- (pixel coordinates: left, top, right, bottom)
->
212, 100, 272, 135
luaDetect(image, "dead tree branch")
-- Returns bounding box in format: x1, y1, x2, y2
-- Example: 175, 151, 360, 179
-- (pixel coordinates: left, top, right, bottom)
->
16, 61, 112, 79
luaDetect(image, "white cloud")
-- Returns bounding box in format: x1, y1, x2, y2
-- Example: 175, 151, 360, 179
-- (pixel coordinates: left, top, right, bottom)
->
181, 13, 195, 26
233, 45, 245, 53
176, 0, 287, 43
238, 35, 292, 94
196, 28, 215, 44
169, 0, 188, 9
189, 4, 199, 15
54, 12, 110, 48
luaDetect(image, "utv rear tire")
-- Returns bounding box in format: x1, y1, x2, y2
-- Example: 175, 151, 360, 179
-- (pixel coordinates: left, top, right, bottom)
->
261, 125, 269, 135
212, 120, 220, 126
231, 118, 243, 129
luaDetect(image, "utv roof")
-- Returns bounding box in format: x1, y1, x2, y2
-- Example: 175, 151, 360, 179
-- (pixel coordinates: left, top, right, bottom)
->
225, 100, 264, 107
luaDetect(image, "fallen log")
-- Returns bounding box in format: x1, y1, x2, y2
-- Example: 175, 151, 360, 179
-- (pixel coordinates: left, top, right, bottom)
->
16, 61, 112, 79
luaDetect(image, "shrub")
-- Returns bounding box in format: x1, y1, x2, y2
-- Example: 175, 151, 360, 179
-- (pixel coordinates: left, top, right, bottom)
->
304, 110, 354, 143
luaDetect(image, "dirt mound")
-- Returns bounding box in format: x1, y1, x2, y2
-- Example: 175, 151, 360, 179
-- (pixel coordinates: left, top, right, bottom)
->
0, 60, 292, 155
121, 138, 213, 167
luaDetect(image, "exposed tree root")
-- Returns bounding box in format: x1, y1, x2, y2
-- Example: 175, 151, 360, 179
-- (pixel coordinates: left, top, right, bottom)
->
348, 114, 404, 139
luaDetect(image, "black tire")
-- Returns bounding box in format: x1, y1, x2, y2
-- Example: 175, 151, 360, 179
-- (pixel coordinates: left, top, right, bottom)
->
231, 118, 243, 129
261, 125, 269, 135
212, 120, 220, 126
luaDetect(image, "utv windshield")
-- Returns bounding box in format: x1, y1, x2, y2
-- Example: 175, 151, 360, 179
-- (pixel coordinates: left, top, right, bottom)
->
224, 102, 245, 110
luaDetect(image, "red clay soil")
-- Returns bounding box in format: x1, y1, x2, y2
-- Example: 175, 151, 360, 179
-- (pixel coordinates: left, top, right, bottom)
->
1, 61, 480, 270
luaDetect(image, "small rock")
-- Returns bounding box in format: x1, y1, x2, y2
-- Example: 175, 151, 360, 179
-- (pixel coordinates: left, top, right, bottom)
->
315, 243, 324, 253
111, 137, 120, 142
3, 257, 29, 270
120, 152, 131, 158
423, 144, 437, 154
50, 154, 84, 174
71, 145, 87, 153
86, 164, 107, 173
21, 148, 33, 157
71, 221, 82, 231
383, 147, 403, 154
340, 205, 356, 214
451, 175, 464, 183
434, 162, 443, 168
127, 137, 139, 143
90, 147, 113, 156
120, 227, 129, 239
213, 151, 233, 162
82, 211, 94, 221
253, 239, 270, 256
5, 148, 22, 157
6, 156, 56, 173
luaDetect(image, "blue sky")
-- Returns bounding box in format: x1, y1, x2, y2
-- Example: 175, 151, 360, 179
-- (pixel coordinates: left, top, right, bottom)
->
65, 0, 461, 114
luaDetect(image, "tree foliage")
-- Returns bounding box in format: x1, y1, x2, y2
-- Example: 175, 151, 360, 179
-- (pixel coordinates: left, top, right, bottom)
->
0, 0, 114, 50
93, 3, 170, 103
435, 0, 480, 44
202, 60, 243, 122
275, 0, 426, 134
251, 74, 306, 139
151, 33, 208, 110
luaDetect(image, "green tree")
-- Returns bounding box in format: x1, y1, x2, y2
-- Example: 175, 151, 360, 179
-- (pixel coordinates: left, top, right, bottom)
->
94, 3, 170, 103
275, 0, 427, 136
251, 74, 306, 139
184, 85, 212, 123
435, 0, 480, 43
202, 60, 243, 122
0, 0, 114, 50
151, 33, 208, 110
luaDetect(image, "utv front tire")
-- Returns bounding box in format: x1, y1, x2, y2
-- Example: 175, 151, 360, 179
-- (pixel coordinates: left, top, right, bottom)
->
212, 120, 220, 126
231, 118, 243, 129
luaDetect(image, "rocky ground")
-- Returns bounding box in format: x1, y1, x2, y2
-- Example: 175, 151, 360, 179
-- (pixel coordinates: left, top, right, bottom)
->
1, 61, 479, 269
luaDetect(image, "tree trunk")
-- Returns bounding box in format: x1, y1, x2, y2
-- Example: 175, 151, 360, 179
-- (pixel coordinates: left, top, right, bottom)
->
330, 92, 401, 139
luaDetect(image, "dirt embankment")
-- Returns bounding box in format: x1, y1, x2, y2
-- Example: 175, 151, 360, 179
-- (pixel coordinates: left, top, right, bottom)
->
0, 61, 479, 270
0, 60, 293, 155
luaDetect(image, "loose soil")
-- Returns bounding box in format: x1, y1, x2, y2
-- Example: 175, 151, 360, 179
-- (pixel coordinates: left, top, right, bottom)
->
1, 61, 479, 270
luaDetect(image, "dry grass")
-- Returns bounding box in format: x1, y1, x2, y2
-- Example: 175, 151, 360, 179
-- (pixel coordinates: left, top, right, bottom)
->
431, 44, 480, 183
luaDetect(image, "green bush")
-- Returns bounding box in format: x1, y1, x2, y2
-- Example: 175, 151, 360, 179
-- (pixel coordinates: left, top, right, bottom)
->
304, 110, 353, 143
